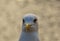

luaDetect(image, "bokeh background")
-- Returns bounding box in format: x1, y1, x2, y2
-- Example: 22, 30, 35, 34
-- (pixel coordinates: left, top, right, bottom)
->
0, 0, 60, 41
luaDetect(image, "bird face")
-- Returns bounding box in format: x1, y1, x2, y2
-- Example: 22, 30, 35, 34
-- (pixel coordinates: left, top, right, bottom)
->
22, 14, 38, 32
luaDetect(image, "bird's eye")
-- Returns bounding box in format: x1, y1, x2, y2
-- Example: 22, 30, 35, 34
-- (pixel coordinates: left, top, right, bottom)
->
33, 19, 37, 23
23, 19, 25, 23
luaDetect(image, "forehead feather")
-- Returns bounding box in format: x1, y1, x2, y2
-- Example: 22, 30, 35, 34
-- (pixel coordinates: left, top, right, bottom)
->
23, 14, 37, 19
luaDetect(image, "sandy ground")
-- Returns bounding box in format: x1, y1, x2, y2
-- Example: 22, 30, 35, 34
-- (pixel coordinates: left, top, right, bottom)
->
0, 0, 60, 41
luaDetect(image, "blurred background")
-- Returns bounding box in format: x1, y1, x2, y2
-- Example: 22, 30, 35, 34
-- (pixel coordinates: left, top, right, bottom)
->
0, 0, 60, 41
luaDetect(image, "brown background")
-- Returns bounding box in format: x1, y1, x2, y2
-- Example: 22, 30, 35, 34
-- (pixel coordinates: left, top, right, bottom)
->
0, 0, 60, 41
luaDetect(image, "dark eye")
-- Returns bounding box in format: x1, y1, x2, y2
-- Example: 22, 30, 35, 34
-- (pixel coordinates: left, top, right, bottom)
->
33, 19, 37, 23
23, 19, 25, 23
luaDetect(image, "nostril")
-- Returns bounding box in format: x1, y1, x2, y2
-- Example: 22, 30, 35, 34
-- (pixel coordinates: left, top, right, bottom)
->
25, 24, 32, 26
29, 24, 32, 26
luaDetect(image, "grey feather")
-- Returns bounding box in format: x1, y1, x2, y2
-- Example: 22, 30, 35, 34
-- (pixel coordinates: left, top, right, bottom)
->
19, 13, 40, 41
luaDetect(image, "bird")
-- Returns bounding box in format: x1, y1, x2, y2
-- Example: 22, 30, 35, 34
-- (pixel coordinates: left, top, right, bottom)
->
19, 13, 40, 41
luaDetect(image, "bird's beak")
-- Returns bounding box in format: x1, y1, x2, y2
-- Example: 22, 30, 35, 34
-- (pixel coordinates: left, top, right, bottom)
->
26, 24, 31, 31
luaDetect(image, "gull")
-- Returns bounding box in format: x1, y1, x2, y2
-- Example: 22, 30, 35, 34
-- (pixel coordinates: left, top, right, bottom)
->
19, 13, 40, 41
